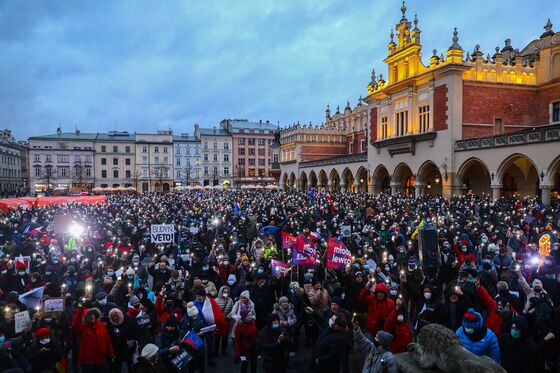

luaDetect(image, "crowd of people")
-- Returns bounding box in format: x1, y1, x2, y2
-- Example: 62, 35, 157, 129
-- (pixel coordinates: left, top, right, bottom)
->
0, 190, 558, 373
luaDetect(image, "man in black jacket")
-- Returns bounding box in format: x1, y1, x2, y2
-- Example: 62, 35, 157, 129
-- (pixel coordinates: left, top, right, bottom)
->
251, 273, 276, 330
312, 312, 350, 373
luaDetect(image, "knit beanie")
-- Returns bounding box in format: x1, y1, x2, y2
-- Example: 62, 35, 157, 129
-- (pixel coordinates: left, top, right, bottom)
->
187, 302, 199, 318
462, 308, 482, 329
376, 331, 393, 350
533, 279, 543, 288
240, 290, 250, 300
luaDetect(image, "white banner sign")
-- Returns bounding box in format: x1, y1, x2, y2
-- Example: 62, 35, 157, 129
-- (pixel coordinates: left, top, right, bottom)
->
15, 311, 30, 334
151, 224, 175, 244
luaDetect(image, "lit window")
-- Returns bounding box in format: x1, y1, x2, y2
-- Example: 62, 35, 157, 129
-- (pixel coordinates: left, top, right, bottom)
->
395, 111, 409, 137
418, 105, 430, 133
380, 116, 388, 139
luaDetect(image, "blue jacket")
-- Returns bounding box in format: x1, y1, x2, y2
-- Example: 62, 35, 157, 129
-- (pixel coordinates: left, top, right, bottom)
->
456, 326, 500, 363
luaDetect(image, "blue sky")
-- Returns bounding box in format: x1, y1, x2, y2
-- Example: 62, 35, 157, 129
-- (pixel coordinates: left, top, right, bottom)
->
1, 0, 558, 140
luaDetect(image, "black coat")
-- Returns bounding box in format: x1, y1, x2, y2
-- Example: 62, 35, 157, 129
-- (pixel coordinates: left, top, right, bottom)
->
501, 331, 538, 372
251, 283, 276, 328
258, 326, 289, 373
313, 328, 349, 373
107, 315, 140, 360
28, 339, 64, 373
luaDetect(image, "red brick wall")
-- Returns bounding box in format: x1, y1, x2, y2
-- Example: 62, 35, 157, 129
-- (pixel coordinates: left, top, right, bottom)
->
300, 144, 346, 162
369, 107, 377, 144
536, 83, 560, 124
433, 84, 448, 131
355, 132, 366, 152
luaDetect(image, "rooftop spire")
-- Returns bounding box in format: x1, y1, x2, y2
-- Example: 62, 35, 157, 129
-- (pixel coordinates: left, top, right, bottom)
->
413, 13, 418, 29
448, 27, 463, 51
400, 1, 407, 21
541, 18, 554, 38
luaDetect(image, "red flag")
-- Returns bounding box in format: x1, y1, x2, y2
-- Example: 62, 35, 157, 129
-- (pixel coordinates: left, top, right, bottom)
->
293, 235, 318, 266
281, 231, 297, 250
326, 237, 352, 270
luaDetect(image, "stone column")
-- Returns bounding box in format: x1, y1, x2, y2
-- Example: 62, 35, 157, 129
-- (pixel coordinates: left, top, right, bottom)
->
390, 183, 400, 195
541, 185, 552, 206
340, 183, 347, 193
367, 181, 374, 194
491, 185, 502, 200
326, 182, 332, 192
415, 183, 425, 197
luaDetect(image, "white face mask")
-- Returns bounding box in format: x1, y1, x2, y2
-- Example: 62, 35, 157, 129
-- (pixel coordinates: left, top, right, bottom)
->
98, 298, 107, 305
222, 292, 229, 298
424, 292, 432, 300
227, 280, 235, 285
397, 315, 404, 322
39, 338, 50, 345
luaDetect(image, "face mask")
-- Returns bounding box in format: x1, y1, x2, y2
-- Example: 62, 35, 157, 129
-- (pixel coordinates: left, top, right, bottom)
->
511, 329, 521, 339
534, 288, 542, 293
290, 288, 295, 294
133, 261, 139, 266
202, 266, 209, 271
107, 272, 114, 276
45, 272, 51, 276
384, 266, 390, 272
424, 292, 432, 300
461, 247, 468, 253
271, 323, 279, 330
202, 279, 208, 284
39, 338, 50, 345
467, 277, 477, 284
397, 315, 404, 322
222, 292, 229, 298
223, 261, 229, 266
98, 298, 107, 305
44, 317, 52, 323
464, 327, 475, 334
242, 261, 249, 266
227, 279, 235, 285
19, 271, 25, 276
524, 264, 530, 270
389, 290, 397, 296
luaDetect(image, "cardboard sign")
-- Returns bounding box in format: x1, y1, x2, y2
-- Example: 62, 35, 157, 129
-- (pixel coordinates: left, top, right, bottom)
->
151, 224, 175, 243
43, 298, 64, 313
15, 310, 30, 334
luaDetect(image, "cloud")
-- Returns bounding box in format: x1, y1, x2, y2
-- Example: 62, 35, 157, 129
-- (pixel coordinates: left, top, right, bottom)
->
0, 0, 558, 139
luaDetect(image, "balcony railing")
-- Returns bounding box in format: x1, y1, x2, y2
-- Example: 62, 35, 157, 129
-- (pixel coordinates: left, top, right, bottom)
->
299, 152, 367, 168
455, 123, 560, 152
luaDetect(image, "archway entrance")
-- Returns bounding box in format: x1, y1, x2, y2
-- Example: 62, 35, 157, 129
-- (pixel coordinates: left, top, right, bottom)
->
373, 165, 391, 194
418, 162, 443, 196
498, 155, 539, 198
300, 172, 308, 191
342, 168, 354, 192
356, 167, 368, 193
330, 169, 340, 192
309, 171, 318, 189
318, 170, 328, 190
458, 158, 491, 196
393, 163, 414, 195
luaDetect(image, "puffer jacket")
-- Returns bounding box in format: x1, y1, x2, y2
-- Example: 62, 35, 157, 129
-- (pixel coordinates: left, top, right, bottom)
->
72, 307, 114, 365
272, 303, 297, 327
359, 283, 395, 334
215, 286, 234, 317
456, 324, 500, 363
353, 326, 397, 373
383, 309, 414, 354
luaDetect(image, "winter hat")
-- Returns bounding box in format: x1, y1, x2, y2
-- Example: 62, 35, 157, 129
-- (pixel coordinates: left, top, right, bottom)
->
331, 296, 343, 306
289, 281, 300, 289
196, 287, 207, 296
160, 255, 168, 263
240, 290, 250, 300
186, 302, 199, 318
532, 279, 543, 288
241, 255, 249, 262
278, 296, 288, 304
462, 308, 482, 329
95, 291, 107, 300
141, 343, 159, 359
83, 308, 101, 323
129, 296, 140, 306
497, 281, 509, 292
164, 315, 178, 328
376, 331, 393, 350
109, 308, 124, 325
35, 328, 50, 339
227, 274, 236, 283
132, 254, 140, 262
193, 278, 203, 289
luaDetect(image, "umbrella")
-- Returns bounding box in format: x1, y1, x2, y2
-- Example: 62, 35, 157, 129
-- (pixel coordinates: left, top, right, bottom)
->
260, 225, 279, 234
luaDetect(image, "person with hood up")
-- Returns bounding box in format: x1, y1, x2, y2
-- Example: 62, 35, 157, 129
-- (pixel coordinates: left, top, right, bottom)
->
414, 284, 443, 333
441, 284, 469, 332
234, 308, 258, 373
72, 306, 114, 373
455, 308, 500, 363
230, 290, 256, 347
132, 343, 161, 373
500, 316, 539, 373
359, 280, 395, 336
258, 314, 289, 373
516, 267, 550, 312
251, 273, 276, 330
107, 307, 140, 373
27, 327, 63, 373
127, 295, 152, 349
214, 285, 234, 356
226, 273, 244, 299
155, 315, 184, 372
353, 318, 397, 373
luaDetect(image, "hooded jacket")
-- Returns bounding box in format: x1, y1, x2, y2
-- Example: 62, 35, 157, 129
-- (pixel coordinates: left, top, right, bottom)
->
272, 302, 297, 327
230, 297, 255, 337
72, 307, 114, 365
383, 309, 414, 354
500, 316, 538, 373
215, 286, 234, 317
359, 283, 395, 334
353, 326, 397, 373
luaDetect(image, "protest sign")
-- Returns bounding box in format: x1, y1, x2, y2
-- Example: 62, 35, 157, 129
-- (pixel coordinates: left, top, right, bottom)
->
15, 311, 30, 334
151, 224, 175, 243
43, 298, 64, 313
18, 286, 44, 310
291, 235, 317, 266
326, 237, 353, 270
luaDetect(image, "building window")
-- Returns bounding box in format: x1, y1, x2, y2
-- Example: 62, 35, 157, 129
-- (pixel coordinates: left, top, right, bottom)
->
113, 145, 118, 152
142, 169, 148, 177
126, 170, 131, 178
125, 158, 131, 166
85, 168, 92, 177
380, 116, 388, 139
552, 102, 560, 123
248, 138, 255, 146
493, 117, 504, 135
248, 159, 255, 166
155, 157, 160, 165
224, 142, 229, 150
163, 156, 168, 164
176, 158, 181, 166
258, 138, 265, 146
258, 149, 265, 156
176, 146, 181, 155
224, 167, 229, 175
238, 159, 245, 166
101, 170, 107, 178
34, 154, 40, 162
204, 166, 208, 175
361, 139, 366, 152
142, 146, 148, 153
248, 148, 255, 156
203, 141, 208, 149
195, 159, 200, 166
176, 170, 181, 179
396, 111, 409, 137
163, 147, 168, 153
212, 142, 217, 149
154, 146, 159, 153
113, 158, 118, 165
273, 154, 279, 163
418, 105, 430, 133
125, 146, 130, 153
74, 155, 81, 163
34, 168, 41, 177
258, 159, 265, 166
213, 154, 218, 162
195, 170, 199, 178
224, 154, 229, 162
85, 155, 92, 163
238, 148, 245, 155
213, 166, 218, 175
349, 143, 354, 154
113, 170, 119, 178
57, 154, 69, 163
101, 158, 107, 165
143, 156, 148, 165
101, 145, 106, 152
238, 138, 245, 145
204, 154, 208, 162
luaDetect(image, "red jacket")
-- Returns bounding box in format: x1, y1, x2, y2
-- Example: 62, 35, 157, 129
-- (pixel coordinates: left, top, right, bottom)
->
476, 285, 518, 342
383, 309, 414, 353
155, 294, 183, 330
359, 283, 395, 334
234, 320, 258, 358
453, 246, 476, 269
72, 307, 114, 365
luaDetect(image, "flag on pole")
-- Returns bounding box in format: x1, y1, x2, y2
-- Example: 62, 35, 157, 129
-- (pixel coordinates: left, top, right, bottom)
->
281, 231, 297, 250
182, 329, 204, 350
307, 186, 316, 200
18, 287, 44, 310
411, 219, 425, 239
326, 237, 353, 270
271, 259, 291, 277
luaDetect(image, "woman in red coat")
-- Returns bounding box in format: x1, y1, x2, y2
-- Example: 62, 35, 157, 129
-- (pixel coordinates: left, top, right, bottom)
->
234, 309, 258, 373
359, 281, 395, 335
72, 306, 114, 373
383, 297, 414, 353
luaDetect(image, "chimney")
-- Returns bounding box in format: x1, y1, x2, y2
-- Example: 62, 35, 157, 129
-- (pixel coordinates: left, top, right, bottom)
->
57, 126, 62, 135
259, 119, 262, 123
